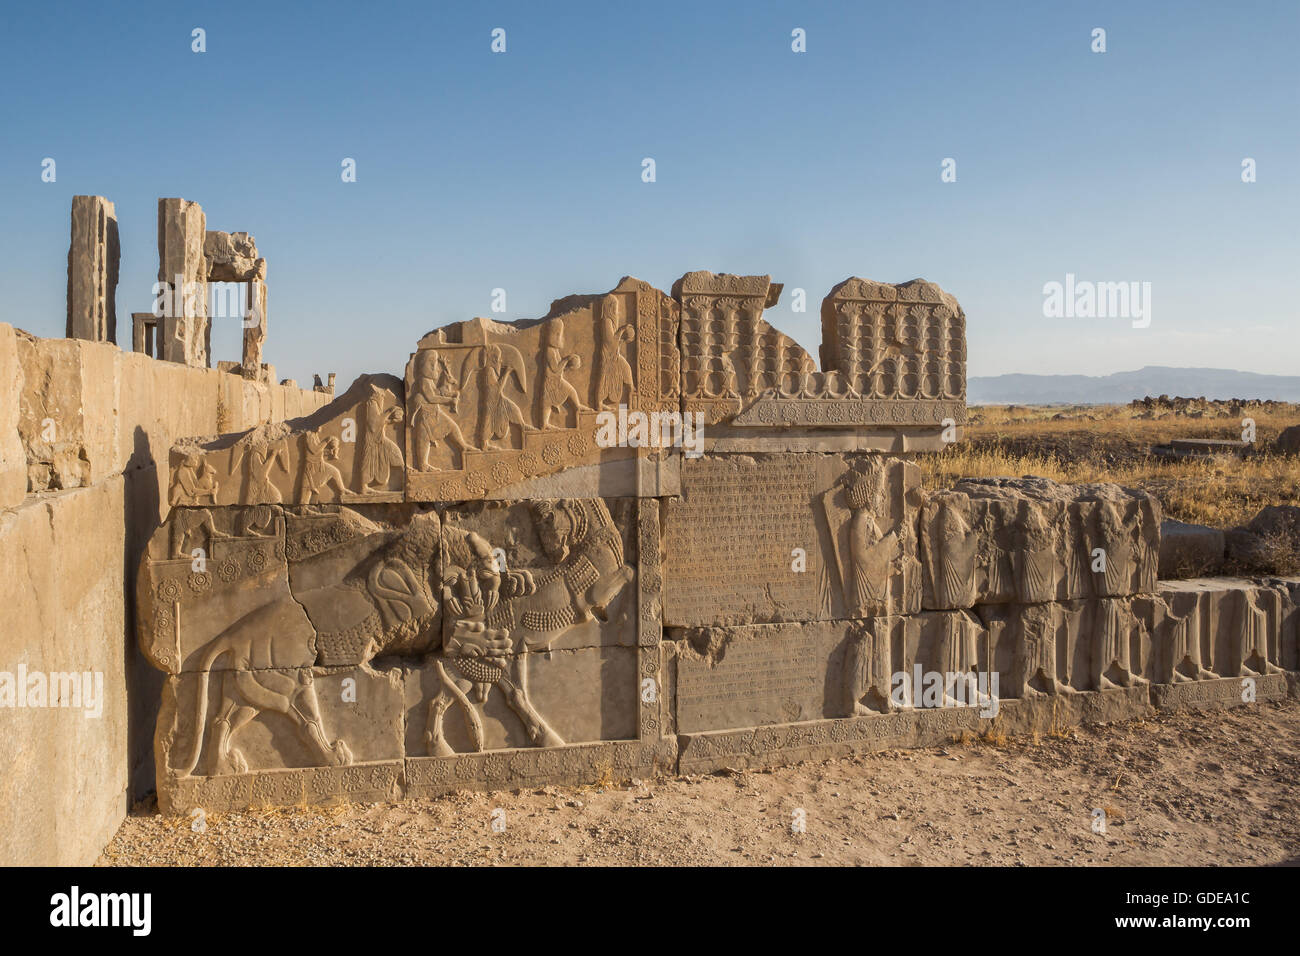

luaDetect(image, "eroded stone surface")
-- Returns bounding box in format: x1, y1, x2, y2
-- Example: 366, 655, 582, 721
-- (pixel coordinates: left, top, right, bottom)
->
405, 277, 680, 502
157, 198, 209, 368
920, 477, 1161, 610
168, 374, 406, 506
66, 196, 119, 344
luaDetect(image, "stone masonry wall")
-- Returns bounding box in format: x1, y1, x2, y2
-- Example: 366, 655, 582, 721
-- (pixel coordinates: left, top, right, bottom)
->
0, 323, 330, 865
131, 273, 1300, 819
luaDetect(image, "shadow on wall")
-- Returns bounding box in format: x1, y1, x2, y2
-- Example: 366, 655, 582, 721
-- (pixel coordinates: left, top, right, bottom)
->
125, 424, 163, 802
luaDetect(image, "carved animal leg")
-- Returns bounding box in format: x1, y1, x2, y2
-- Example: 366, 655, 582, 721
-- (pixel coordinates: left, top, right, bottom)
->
498, 658, 563, 748
290, 673, 353, 766
209, 673, 255, 775
424, 688, 455, 757
214, 702, 259, 775
235, 669, 352, 767
432, 660, 485, 753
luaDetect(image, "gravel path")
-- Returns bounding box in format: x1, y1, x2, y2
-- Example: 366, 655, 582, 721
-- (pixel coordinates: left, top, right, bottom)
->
99, 699, 1300, 866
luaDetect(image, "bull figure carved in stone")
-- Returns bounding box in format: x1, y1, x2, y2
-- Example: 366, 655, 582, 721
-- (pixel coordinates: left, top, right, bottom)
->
425, 498, 634, 756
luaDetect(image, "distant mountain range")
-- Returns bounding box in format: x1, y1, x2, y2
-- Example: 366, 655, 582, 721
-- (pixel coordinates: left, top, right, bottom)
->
967, 366, 1300, 405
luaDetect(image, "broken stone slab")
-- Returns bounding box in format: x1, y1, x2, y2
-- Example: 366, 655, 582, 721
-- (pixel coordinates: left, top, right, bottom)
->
65, 196, 119, 344
242, 279, 268, 375
404, 276, 680, 502
168, 373, 406, 506
687, 275, 968, 452
661, 453, 922, 626
820, 278, 966, 402
203, 231, 265, 283
16, 331, 116, 491
1152, 437, 1252, 460
920, 476, 1161, 610
674, 271, 788, 426
1158, 519, 1225, 579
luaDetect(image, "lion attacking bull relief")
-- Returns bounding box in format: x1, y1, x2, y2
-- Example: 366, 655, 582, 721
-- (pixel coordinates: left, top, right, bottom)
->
138, 497, 636, 784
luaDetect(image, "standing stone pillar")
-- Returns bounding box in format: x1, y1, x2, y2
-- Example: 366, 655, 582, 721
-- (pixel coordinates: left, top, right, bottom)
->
243, 277, 268, 379
66, 195, 119, 343
157, 198, 209, 367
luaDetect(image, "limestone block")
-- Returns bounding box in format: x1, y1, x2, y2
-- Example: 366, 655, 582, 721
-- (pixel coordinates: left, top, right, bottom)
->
920, 477, 1161, 610
137, 504, 443, 675
66, 195, 119, 343
137, 504, 299, 674
0, 479, 128, 865
979, 598, 1150, 695
16, 333, 117, 491
670, 621, 850, 733
662, 453, 921, 626
285, 506, 442, 664
675, 271, 788, 426
1158, 519, 1225, 578
1269, 576, 1300, 671
1145, 578, 1288, 681
0, 324, 25, 508
403, 737, 673, 801
137, 490, 669, 810
167, 373, 406, 506
676, 686, 1150, 775
820, 278, 966, 404
404, 277, 680, 502
157, 198, 209, 368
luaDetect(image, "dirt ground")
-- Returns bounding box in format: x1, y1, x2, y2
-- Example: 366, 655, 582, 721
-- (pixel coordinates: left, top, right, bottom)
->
99, 698, 1300, 867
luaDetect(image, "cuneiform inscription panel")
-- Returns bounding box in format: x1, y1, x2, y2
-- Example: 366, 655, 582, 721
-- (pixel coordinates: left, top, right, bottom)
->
674, 623, 844, 732
663, 456, 823, 625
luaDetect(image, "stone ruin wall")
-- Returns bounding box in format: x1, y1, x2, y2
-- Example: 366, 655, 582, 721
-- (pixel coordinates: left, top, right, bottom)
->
134, 270, 1300, 816
0, 196, 333, 865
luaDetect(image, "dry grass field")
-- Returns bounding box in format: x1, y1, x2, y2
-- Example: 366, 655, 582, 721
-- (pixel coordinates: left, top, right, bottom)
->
920, 401, 1300, 535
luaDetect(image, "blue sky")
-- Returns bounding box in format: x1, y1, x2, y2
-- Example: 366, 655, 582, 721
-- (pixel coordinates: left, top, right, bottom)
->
1, 0, 1295, 389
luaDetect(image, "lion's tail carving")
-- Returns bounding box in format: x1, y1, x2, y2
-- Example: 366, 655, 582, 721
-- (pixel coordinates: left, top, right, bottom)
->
180, 638, 232, 777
